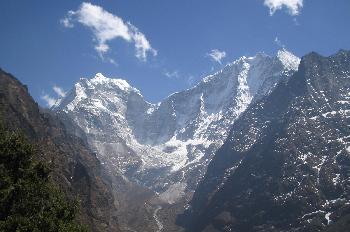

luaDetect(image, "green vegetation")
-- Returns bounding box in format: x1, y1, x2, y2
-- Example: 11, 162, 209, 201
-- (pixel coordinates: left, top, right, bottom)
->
0, 125, 86, 232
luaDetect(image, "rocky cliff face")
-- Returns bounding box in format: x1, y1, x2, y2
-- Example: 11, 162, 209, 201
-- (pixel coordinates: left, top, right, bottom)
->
0, 69, 120, 232
53, 50, 300, 204
180, 50, 350, 232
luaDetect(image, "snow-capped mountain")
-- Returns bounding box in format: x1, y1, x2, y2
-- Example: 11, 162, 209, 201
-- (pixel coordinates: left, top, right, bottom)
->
53, 49, 300, 202
180, 50, 350, 231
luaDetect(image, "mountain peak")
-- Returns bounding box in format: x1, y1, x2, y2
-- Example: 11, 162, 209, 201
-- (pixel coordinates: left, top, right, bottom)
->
277, 48, 300, 71
90, 72, 109, 83
88, 73, 134, 93
53, 73, 142, 112
332, 49, 350, 60
54, 49, 301, 194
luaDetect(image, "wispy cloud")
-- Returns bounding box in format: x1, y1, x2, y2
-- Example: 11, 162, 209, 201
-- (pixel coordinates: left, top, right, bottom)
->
41, 94, 56, 108
274, 36, 285, 48
128, 23, 158, 61
41, 85, 66, 108
163, 69, 196, 87
61, 2, 157, 62
60, 12, 75, 28
207, 49, 226, 64
263, 0, 303, 16
53, 85, 66, 98
164, 70, 179, 79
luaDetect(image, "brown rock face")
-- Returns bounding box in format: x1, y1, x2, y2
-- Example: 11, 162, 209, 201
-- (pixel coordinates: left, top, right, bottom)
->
0, 68, 120, 232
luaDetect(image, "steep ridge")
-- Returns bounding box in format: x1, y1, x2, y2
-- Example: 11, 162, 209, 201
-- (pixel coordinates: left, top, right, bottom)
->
0, 69, 120, 231
54, 49, 300, 204
180, 50, 350, 231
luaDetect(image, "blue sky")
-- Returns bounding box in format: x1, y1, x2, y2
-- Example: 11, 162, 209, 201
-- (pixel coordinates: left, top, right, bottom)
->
0, 0, 349, 106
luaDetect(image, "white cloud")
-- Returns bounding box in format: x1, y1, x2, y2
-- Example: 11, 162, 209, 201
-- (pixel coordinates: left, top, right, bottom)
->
207, 49, 226, 64
41, 94, 56, 108
53, 85, 66, 98
60, 17, 74, 28
263, 0, 303, 16
164, 70, 179, 79
128, 23, 157, 61
274, 36, 285, 48
41, 85, 66, 108
107, 58, 118, 66
61, 2, 157, 61
293, 17, 300, 26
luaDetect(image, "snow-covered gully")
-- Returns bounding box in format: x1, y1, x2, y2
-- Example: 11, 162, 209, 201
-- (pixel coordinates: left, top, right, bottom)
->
153, 206, 163, 232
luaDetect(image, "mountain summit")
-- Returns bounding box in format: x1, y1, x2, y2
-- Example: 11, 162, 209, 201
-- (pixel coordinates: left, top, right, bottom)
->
54, 50, 300, 202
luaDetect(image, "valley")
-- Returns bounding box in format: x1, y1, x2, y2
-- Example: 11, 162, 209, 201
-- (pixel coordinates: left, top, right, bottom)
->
1, 50, 349, 231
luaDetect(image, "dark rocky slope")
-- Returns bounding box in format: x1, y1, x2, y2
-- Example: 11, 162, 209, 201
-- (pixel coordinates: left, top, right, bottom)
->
0, 69, 120, 231
179, 50, 350, 231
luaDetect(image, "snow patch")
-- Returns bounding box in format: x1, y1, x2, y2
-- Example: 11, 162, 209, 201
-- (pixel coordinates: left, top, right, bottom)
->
325, 212, 332, 225
332, 173, 340, 185
277, 49, 300, 72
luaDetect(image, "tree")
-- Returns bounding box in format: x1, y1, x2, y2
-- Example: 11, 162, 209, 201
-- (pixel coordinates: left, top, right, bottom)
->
0, 125, 86, 231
